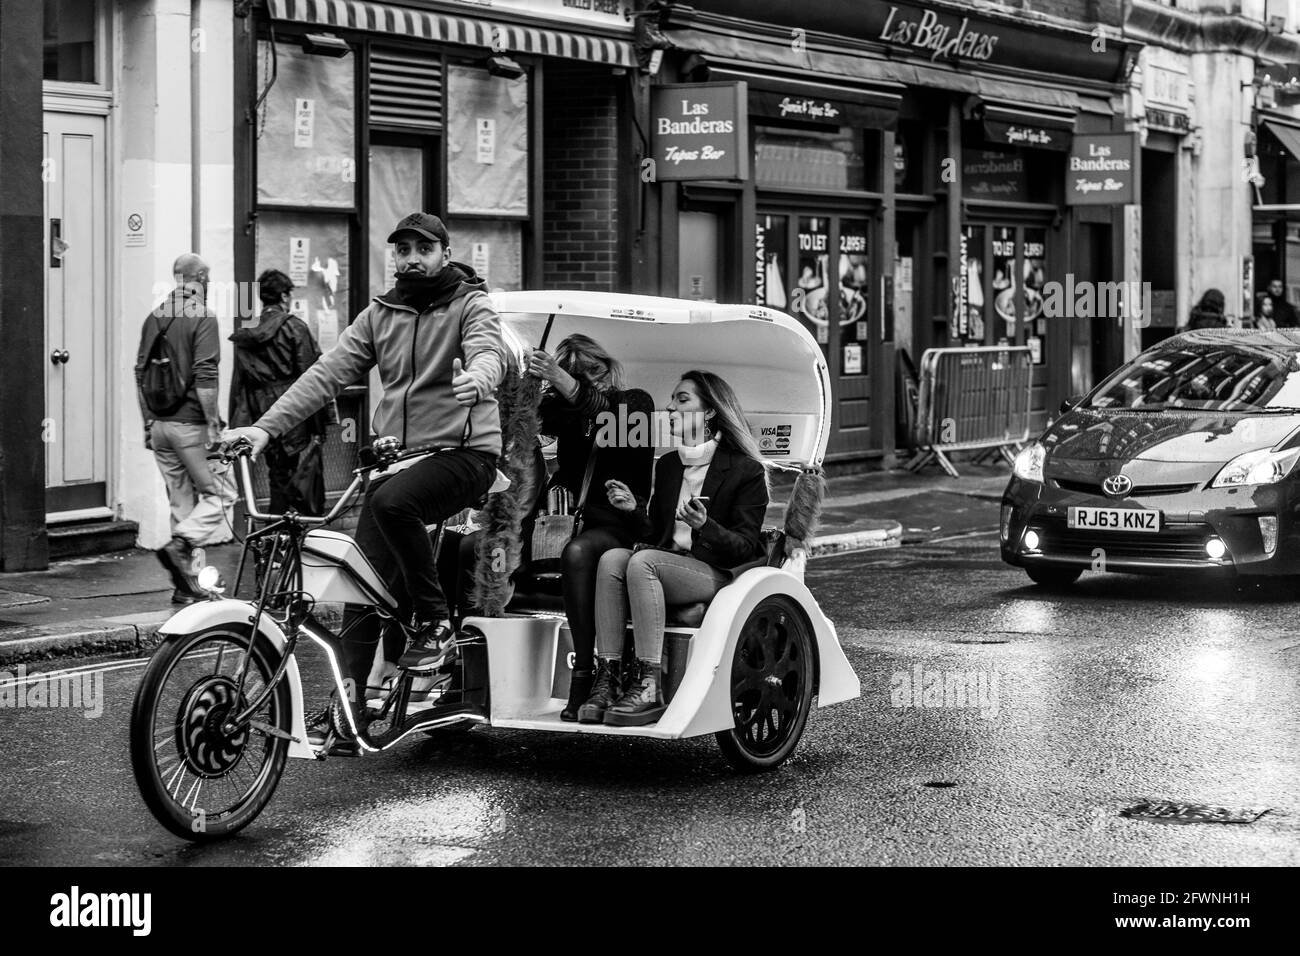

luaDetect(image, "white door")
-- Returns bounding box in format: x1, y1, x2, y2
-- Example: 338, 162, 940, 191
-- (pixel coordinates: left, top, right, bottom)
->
43, 111, 109, 515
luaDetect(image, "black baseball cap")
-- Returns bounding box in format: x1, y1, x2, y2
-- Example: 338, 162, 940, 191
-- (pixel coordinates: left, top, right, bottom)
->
387, 212, 450, 245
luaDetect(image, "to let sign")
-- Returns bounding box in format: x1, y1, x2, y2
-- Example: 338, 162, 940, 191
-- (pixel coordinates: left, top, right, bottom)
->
1066, 134, 1136, 205
650, 82, 748, 181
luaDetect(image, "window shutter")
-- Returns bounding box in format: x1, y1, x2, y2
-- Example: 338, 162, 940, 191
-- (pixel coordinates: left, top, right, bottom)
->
369, 48, 442, 131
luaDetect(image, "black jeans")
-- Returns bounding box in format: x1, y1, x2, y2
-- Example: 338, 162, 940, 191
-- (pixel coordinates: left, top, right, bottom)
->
339, 448, 496, 691
561, 524, 632, 671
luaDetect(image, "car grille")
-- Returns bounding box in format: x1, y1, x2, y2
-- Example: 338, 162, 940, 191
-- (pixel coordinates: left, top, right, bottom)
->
1034, 516, 1213, 561
1053, 478, 1199, 497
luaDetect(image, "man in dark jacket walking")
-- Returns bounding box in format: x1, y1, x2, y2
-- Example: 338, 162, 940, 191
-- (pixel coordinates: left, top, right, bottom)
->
229, 269, 330, 515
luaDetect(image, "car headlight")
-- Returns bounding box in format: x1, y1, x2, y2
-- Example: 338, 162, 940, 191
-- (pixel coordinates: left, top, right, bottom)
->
1012, 442, 1046, 483
1210, 448, 1300, 488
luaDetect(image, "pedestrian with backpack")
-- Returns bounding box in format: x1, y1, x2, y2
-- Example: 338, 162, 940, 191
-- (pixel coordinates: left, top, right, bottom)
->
135, 253, 232, 603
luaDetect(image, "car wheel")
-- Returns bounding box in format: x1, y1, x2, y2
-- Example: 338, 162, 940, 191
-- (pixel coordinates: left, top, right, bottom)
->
1026, 567, 1083, 589
715, 596, 814, 773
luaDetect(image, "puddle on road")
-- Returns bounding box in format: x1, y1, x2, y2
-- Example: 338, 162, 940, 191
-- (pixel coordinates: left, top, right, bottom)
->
1119, 801, 1271, 825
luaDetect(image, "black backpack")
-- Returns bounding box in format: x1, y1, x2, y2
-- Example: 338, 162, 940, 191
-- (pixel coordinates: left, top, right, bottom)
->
141, 313, 191, 416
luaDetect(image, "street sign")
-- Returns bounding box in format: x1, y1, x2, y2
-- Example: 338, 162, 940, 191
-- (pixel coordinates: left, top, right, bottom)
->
1066, 133, 1136, 205
649, 82, 748, 182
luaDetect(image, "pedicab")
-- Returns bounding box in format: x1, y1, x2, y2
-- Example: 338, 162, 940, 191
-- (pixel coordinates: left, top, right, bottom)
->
129, 291, 860, 840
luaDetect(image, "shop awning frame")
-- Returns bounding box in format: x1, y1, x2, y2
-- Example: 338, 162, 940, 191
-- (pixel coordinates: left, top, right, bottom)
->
1262, 120, 1300, 164
266, 0, 636, 68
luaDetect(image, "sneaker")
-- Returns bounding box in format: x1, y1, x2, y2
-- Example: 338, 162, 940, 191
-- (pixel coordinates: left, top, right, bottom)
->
398, 619, 459, 671
604, 660, 666, 727
306, 693, 364, 757
576, 658, 622, 724
171, 588, 203, 605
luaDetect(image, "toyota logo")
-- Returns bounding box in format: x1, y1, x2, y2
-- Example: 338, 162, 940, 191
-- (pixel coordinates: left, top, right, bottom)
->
1102, 474, 1133, 498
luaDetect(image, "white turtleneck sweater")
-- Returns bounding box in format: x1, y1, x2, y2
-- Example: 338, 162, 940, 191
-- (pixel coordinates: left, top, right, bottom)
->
671, 438, 718, 551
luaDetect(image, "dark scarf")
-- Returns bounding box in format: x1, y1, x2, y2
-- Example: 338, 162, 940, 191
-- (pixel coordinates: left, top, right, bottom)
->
381, 264, 470, 314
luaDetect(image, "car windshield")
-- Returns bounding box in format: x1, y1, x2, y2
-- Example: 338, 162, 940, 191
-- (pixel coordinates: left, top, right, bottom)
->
1086, 341, 1300, 413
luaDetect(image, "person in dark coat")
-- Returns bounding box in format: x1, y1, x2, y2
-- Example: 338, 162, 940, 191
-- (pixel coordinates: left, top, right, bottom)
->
529, 334, 656, 721
1265, 279, 1299, 329
228, 269, 331, 515
1187, 289, 1227, 330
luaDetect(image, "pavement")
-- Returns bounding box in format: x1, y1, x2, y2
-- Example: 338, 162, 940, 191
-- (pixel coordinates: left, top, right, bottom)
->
0, 461, 1011, 665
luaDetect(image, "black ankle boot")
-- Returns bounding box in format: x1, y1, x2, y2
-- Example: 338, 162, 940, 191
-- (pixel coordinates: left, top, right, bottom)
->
560, 667, 595, 722
577, 658, 622, 724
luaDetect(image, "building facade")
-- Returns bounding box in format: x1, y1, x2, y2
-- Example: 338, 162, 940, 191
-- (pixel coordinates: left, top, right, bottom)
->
1, 0, 1298, 568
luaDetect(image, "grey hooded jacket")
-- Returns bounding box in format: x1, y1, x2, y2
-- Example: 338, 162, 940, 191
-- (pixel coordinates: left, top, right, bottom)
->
254, 283, 505, 456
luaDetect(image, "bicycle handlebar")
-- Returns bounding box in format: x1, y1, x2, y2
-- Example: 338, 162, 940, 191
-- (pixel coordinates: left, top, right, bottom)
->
221, 438, 449, 526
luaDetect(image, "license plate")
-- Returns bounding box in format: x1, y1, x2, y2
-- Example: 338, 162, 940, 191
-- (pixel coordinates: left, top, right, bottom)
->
1068, 507, 1160, 532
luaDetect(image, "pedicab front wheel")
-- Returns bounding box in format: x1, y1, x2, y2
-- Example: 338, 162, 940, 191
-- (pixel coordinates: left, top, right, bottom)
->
715, 596, 814, 773
129, 624, 292, 840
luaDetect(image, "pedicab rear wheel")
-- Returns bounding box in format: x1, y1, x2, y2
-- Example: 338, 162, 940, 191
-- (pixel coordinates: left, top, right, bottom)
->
715, 596, 814, 773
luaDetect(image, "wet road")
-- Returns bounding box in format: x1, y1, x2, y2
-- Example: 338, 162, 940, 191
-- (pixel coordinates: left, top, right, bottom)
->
2, 528, 1298, 866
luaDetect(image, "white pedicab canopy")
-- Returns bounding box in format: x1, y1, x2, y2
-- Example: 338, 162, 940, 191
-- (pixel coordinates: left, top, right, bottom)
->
490, 291, 832, 470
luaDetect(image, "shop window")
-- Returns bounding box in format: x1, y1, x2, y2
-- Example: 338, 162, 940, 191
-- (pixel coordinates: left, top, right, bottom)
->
955, 225, 986, 342
255, 211, 351, 360
444, 219, 525, 292
894, 120, 926, 195
755, 214, 789, 310
44, 0, 98, 83
755, 126, 870, 192
793, 216, 832, 345
1024, 229, 1047, 365
446, 65, 529, 217
257, 42, 356, 209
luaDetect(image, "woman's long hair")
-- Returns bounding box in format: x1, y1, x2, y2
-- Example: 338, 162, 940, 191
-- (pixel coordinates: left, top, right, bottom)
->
555, 333, 624, 391
680, 369, 764, 468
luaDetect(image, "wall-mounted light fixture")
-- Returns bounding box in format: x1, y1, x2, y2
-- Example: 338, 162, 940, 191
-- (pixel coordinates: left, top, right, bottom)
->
485, 55, 525, 79
301, 32, 350, 57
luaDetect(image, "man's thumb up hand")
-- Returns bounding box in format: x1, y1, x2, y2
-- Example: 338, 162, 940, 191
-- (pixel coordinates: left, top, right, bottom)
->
451, 356, 479, 407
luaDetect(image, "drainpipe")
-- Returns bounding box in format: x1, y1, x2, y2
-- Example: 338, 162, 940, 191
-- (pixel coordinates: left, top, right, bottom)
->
191, 0, 201, 252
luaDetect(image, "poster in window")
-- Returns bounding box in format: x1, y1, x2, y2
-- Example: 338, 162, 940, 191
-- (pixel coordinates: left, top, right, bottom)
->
792, 217, 831, 346
755, 215, 788, 310
1023, 229, 1047, 365
257, 44, 355, 209
256, 212, 351, 361
992, 226, 1017, 340
839, 220, 870, 373
445, 220, 524, 292
963, 226, 986, 342
447, 67, 528, 216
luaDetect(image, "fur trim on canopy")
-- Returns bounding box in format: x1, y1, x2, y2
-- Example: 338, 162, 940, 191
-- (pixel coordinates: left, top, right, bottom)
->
781, 467, 825, 554
469, 361, 542, 616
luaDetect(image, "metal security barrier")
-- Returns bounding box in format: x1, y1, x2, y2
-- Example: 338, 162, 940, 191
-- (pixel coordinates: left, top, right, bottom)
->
905, 345, 1033, 478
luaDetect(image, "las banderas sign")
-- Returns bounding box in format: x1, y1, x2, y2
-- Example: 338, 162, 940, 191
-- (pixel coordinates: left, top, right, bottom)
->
1066, 134, 1136, 205
650, 82, 748, 181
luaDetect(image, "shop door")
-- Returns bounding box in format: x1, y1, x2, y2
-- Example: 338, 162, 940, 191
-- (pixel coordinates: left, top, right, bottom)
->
756, 211, 878, 457
44, 111, 109, 515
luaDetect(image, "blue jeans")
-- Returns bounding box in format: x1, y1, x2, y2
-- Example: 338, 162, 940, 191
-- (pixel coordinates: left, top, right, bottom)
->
594, 548, 729, 664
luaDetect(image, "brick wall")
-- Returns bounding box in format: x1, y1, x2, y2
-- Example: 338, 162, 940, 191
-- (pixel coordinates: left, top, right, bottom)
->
542, 63, 620, 291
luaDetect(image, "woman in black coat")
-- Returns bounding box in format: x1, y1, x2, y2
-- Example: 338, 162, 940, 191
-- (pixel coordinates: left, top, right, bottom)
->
530, 334, 656, 720
578, 369, 770, 727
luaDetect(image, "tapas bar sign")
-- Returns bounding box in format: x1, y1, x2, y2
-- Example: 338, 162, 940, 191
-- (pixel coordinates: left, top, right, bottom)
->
650, 82, 748, 181
1066, 133, 1136, 205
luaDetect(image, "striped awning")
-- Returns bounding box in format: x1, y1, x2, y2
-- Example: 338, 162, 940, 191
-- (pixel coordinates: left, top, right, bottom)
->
266, 0, 636, 68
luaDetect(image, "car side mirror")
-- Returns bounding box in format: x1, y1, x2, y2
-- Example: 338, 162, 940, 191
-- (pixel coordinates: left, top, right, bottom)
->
1059, 395, 1084, 415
